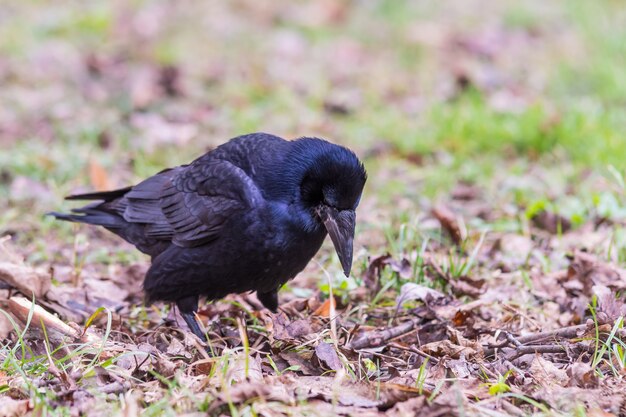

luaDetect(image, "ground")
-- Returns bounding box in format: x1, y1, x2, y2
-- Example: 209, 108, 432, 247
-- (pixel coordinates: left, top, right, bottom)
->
1, 0, 626, 416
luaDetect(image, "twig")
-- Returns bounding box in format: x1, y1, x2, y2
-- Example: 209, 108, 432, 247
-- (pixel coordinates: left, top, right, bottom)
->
387, 341, 440, 364
505, 345, 567, 361
485, 323, 599, 357
8, 297, 99, 344
100, 381, 131, 395
349, 320, 416, 350
506, 332, 522, 347
516, 323, 592, 345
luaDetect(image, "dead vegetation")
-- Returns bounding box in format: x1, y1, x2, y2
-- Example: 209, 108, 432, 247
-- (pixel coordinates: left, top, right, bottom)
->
2, 193, 626, 416
1, 0, 626, 415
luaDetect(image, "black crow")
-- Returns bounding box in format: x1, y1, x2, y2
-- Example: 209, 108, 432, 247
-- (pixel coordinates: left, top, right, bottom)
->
49, 133, 367, 341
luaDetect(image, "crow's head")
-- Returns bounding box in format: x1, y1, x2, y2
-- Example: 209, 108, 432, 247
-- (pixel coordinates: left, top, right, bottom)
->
293, 138, 367, 277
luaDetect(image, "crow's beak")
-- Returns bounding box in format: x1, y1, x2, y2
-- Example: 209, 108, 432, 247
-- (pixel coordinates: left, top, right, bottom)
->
318, 206, 356, 277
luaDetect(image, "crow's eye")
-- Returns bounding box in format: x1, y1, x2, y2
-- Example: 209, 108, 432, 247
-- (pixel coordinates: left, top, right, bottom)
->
300, 176, 323, 204
322, 194, 341, 210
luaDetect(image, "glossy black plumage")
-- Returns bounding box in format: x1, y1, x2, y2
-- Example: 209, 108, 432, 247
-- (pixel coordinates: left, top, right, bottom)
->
50, 133, 367, 341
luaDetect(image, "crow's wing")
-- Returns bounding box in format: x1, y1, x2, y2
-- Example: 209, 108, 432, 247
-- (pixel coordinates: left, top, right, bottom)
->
123, 159, 263, 247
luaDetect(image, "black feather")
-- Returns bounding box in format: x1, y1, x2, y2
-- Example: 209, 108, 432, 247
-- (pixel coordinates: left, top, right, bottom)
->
65, 187, 132, 201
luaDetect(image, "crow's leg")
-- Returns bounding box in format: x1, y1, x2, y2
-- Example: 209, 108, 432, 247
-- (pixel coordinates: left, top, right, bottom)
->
176, 295, 207, 342
256, 290, 278, 313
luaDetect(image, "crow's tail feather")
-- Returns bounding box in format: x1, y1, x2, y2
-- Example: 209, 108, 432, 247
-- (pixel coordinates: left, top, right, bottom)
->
47, 206, 125, 229
65, 186, 132, 201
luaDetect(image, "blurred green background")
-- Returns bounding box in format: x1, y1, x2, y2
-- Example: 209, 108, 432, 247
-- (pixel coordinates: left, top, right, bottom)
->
3, 3, 626, 415
1, 0, 625, 262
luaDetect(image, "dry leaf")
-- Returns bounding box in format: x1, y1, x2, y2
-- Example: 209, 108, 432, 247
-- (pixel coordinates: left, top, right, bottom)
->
89, 158, 112, 191
288, 375, 380, 408
0, 262, 50, 299
567, 362, 598, 388
363, 254, 391, 293
7, 297, 99, 344
587, 409, 617, 417
315, 342, 342, 371
533, 386, 623, 415
0, 397, 30, 417
396, 283, 445, 308
529, 356, 568, 388
208, 351, 263, 384
388, 396, 427, 417
364, 254, 413, 294
567, 251, 626, 292
279, 351, 320, 376
312, 296, 336, 318
449, 276, 485, 298
272, 312, 314, 341
420, 339, 479, 360
451, 183, 480, 201
531, 209, 571, 234
432, 205, 465, 245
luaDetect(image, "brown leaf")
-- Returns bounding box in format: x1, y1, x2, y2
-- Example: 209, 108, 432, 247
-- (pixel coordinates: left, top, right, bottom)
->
314, 342, 342, 371
0, 397, 30, 417
208, 381, 290, 414
130, 67, 159, 109
364, 254, 412, 294
272, 312, 314, 341
209, 352, 263, 384
533, 386, 623, 415
153, 354, 178, 379
312, 296, 336, 318
567, 362, 598, 388
89, 158, 112, 191
389, 258, 412, 279
363, 254, 391, 293
388, 396, 427, 417
432, 205, 465, 245
279, 352, 320, 376
432, 299, 488, 322
158, 65, 183, 97
449, 276, 484, 298
447, 327, 484, 355
529, 356, 568, 388
222, 382, 271, 402
420, 338, 480, 360
277, 297, 309, 316
567, 251, 626, 296
0, 261, 50, 299
587, 409, 618, 417
166, 337, 192, 358
531, 209, 571, 234
42, 278, 129, 324
396, 283, 446, 309
451, 182, 480, 201
389, 386, 463, 417
593, 284, 626, 321
291, 376, 379, 408
0, 309, 12, 339
492, 234, 534, 269
189, 359, 214, 376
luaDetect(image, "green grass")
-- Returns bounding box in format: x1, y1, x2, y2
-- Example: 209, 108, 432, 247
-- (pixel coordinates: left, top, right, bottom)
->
2, 0, 626, 415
